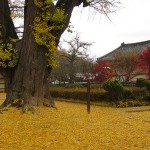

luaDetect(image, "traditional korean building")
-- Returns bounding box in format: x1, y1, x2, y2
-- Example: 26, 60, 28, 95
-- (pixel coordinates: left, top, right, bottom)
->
97, 40, 150, 61
97, 40, 150, 82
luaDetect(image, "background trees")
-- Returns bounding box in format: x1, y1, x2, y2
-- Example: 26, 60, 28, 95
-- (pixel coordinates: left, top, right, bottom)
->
51, 34, 92, 83
51, 54, 93, 83
61, 34, 92, 83
111, 50, 141, 82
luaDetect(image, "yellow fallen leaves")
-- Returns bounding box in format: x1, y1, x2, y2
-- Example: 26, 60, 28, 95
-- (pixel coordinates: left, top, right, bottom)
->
0, 100, 150, 150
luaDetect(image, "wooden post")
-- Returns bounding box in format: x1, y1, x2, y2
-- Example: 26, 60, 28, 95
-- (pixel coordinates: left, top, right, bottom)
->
87, 79, 91, 114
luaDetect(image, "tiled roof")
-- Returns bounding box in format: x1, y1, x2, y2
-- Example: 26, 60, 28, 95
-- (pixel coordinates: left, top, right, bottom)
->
97, 40, 150, 61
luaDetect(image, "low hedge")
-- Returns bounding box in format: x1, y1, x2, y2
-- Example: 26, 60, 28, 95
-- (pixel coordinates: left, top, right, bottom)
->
50, 86, 149, 103
123, 87, 149, 100
50, 87, 108, 102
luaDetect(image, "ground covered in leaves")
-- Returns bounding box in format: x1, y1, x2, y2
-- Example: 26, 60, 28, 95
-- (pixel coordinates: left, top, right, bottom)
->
0, 94, 150, 150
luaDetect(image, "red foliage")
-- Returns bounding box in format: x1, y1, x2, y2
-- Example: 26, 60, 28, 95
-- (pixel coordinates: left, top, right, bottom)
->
92, 60, 114, 83
139, 46, 150, 79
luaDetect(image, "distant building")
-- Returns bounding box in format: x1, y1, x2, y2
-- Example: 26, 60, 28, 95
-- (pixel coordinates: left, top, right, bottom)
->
97, 40, 150, 82
97, 40, 150, 61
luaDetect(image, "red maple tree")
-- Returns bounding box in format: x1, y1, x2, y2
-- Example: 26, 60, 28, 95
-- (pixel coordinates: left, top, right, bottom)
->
92, 60, 114, 83
139, 46, 150, 79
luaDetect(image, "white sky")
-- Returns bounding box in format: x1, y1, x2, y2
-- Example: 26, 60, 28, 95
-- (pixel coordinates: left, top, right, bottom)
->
60, 0, 150, 59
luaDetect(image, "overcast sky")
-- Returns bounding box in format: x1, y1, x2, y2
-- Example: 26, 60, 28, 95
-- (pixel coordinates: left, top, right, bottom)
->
60, 0, 150, 59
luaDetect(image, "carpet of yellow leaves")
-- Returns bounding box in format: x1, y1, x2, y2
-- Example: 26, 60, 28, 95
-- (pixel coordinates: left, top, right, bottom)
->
0, 94, 150, 150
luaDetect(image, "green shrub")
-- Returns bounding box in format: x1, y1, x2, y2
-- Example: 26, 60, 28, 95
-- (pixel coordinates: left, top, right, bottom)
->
130, 87, 148, 99
145, 80, 150, 91
124, 87, 148, 100
123, 88, 133, 99
145, 94, 150, 102
136, 78, 150, 93
102, 79, 124, 101
136, 78, 147, 88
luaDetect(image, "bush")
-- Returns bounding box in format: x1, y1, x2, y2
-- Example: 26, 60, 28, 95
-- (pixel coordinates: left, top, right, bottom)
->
145, 80, 150, 91
136, 78, 147, 88
145, 94, 150, 102
130, 87, 148, 99
136, 78, 150, 92
102, 79, 124, 101
123, 88, 133, 99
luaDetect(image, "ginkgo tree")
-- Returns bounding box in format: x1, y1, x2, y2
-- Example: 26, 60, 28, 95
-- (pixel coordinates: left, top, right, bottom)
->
0, 0, 120, 112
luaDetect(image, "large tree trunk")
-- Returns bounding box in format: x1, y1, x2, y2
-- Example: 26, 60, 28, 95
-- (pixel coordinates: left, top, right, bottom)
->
1, 0, 83, 110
